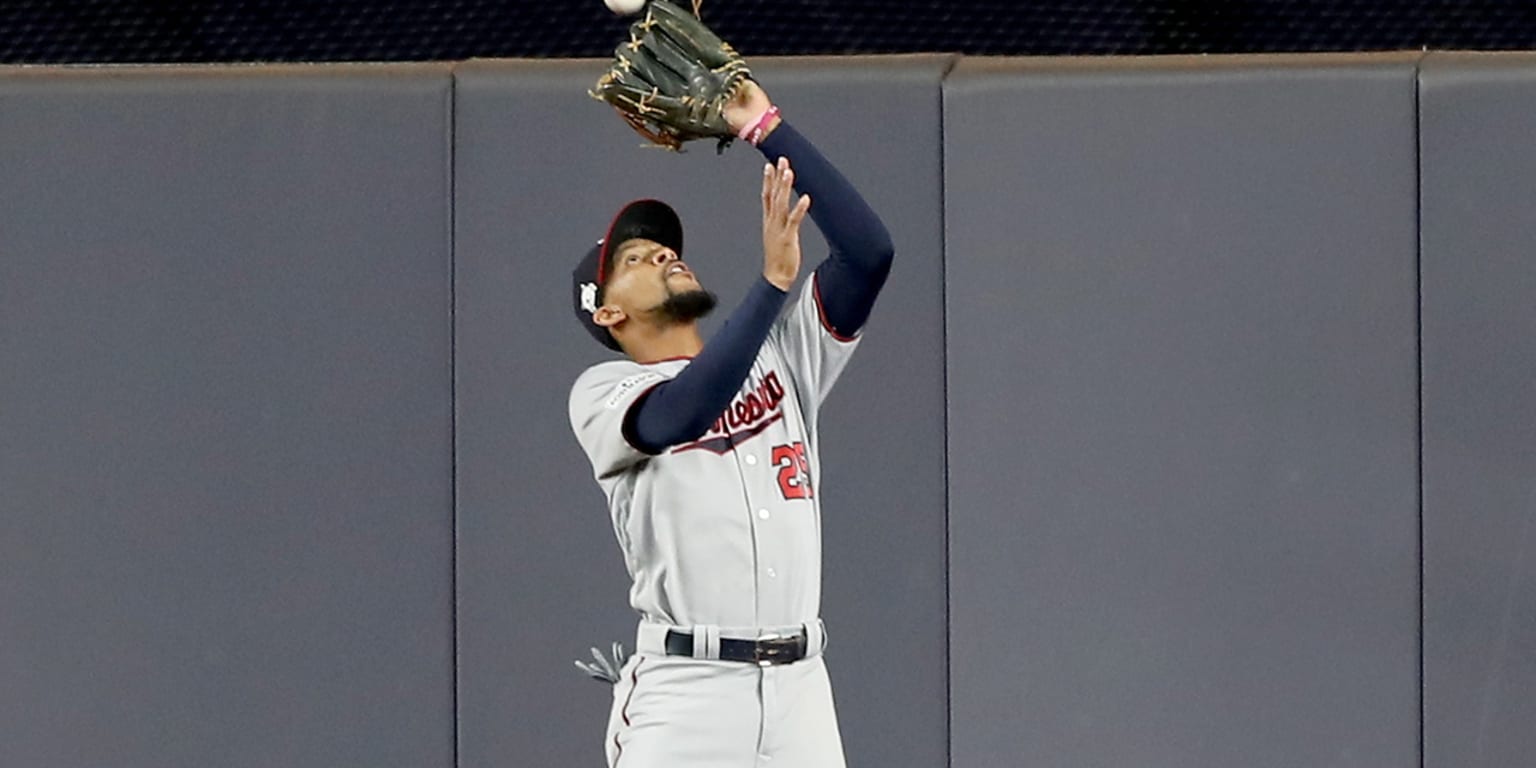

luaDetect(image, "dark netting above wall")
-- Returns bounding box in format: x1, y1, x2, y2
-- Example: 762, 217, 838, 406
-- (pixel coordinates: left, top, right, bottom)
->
1, 0, 1535, 63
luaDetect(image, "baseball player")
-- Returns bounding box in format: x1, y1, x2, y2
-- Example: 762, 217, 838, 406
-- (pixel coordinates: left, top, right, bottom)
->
567, 76, 893, 768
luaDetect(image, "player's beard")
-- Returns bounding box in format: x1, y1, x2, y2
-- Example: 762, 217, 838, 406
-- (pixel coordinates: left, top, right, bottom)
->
655, 286, 718, 324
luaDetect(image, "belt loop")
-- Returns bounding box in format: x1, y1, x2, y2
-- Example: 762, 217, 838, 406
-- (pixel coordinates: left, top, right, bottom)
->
691, 624, 720, 660
636, 621, 670, 656
803, 619, 826, 658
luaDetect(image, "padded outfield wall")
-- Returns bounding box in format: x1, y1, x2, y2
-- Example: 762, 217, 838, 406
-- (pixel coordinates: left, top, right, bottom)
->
1, 53, 1531, 768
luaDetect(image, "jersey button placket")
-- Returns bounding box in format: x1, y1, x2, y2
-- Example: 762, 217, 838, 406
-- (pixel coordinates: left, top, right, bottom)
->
736, 444, 770, 625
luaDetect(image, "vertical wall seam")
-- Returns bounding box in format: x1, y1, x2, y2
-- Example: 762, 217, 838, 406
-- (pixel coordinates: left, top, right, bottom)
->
937, 54, 958, 768
1413, 51, 1428, 768
448, 70, 462, 768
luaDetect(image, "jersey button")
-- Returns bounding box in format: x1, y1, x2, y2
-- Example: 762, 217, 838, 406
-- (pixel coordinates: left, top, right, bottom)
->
757, 508, 770, 520
766, 568, 777, 579
744, 454, 758, 466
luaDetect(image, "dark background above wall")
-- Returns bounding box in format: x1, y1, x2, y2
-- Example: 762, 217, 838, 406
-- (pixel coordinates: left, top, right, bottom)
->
2, 0, 1536, 64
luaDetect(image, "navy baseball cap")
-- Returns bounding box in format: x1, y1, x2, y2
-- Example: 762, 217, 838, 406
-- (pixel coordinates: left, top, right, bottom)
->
572, 199, 685, 351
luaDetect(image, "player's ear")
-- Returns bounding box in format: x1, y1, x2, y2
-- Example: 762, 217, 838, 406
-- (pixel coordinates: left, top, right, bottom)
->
592, 305, 626, 329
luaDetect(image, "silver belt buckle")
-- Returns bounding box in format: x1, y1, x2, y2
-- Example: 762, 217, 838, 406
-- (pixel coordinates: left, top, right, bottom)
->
754, 633, 776, 667
753, 631, 796, 667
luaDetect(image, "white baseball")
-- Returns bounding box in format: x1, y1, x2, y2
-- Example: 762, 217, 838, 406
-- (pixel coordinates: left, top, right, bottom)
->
604, 0, 646, 16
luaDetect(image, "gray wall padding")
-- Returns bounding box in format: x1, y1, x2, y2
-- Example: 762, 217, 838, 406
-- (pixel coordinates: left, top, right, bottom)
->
0, 65, 456, 768
1419, 52, 1536, 768
452, 55, 952, 768
5, 51, 1536, 768
943, 56, 1422, 768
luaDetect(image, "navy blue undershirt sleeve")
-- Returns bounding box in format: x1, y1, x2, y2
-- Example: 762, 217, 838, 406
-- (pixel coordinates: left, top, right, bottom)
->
621, 120, 893, 455
622, 277, 788, 455
756, 121, 895, 338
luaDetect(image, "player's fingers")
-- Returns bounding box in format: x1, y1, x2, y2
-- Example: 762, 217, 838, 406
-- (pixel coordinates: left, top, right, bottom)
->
774, 168, 795, 224
768, 155, 792, 192
765, 167, 782, 223
770, 161, 791, 219
787, 193, 812, 228
761, 163, 773, 215
765, 165, 780, 219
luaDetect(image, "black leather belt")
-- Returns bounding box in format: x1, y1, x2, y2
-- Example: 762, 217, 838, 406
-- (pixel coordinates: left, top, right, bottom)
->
664, 629, 808, 665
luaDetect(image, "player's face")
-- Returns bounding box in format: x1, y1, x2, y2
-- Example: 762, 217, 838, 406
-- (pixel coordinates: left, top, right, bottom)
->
604, 237, 705, 314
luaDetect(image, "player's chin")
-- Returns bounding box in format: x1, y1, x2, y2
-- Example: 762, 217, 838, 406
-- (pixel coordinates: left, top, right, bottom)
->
657, 287, 719, 323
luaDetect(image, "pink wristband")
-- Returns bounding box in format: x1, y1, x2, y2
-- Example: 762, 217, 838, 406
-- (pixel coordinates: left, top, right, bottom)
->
737, 105, 781, 146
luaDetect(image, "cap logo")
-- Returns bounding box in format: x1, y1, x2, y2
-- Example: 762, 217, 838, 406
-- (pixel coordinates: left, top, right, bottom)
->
580, 282, 600, 315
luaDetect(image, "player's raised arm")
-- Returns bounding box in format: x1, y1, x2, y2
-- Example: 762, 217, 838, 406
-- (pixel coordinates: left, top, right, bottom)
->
591, 3, 892, 341
726, 81, 896, 339
605, 160, 815, 454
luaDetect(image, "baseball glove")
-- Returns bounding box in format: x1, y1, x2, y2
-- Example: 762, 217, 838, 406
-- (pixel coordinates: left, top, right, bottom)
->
591, 0, 752, 152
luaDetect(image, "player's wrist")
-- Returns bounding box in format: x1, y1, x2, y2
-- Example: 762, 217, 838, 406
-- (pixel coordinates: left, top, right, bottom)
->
761, 269, 794, 292
756, 113, 783, 143
738, 105, 782, 146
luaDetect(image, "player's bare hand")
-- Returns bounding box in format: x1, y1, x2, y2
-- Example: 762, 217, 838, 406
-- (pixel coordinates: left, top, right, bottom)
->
761, 157, 811, 291
724, 80, 773, 135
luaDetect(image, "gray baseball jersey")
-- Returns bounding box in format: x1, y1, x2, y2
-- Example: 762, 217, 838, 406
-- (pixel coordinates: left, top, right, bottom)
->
569, 274, 858, 630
